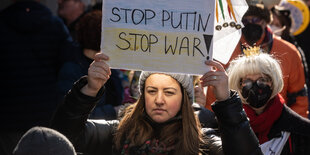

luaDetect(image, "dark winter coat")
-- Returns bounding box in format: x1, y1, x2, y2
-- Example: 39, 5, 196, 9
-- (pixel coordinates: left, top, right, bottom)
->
0, 1, 76, 130
199, 100, 310, 155
269, 105, 310, 155
57, 49, 124, 119
51, 77, 262, 155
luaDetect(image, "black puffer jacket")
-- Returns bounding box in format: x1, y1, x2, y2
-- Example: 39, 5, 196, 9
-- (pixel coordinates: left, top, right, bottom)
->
51, 77, 262, 155
269, 105, 310, 155
198, 97, 310, 155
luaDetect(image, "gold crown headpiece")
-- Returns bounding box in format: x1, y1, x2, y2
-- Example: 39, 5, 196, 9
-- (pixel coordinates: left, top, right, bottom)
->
243, 46, 261, 57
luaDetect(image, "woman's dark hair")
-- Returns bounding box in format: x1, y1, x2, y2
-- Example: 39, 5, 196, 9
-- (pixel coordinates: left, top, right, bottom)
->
114, 79, 204, 154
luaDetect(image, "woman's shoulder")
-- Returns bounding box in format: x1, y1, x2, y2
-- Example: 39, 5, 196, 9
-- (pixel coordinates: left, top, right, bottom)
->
270, 105, 310, 136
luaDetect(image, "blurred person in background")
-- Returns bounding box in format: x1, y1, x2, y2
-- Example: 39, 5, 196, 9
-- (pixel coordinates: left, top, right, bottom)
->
296, 0, 310, 65
57, 10, 124, 120
57, 0, 94, 40
0, 0, 76, 154
270, 6, 310, 117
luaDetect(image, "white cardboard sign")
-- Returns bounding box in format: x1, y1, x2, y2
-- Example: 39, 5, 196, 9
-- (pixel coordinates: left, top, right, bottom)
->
101, 0, 248, 75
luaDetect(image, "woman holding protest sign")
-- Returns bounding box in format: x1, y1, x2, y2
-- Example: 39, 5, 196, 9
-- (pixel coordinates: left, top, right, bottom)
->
51, 52, 262, 155
226, 49, 310, 154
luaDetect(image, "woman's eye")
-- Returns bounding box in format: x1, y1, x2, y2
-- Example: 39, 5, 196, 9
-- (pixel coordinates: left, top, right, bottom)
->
147, 90, 156, 94
165, 91, 175, 96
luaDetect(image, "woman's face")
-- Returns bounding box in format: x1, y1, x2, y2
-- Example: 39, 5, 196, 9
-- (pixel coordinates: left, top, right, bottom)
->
144, 74, 182, 123
240, 73, 273, 113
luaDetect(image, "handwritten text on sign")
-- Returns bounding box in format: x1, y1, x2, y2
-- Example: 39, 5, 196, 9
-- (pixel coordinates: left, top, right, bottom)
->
101, 0, 214, 75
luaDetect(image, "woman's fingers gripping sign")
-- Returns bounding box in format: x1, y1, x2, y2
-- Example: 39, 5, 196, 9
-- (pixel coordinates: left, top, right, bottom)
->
82, 52, 111, 97
200, 60, 229, 101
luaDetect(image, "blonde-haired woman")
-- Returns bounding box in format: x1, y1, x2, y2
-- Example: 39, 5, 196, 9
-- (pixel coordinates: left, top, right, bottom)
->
51, 52, 262, 155
227, 52, 310, 154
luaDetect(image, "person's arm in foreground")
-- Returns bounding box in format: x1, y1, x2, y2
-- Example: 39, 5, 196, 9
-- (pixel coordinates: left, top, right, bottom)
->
51, 53, 118, 155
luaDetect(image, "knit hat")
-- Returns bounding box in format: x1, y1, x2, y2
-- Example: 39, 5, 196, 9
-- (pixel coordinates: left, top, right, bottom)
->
139, 72, 194, 103
13, 126, 76, 155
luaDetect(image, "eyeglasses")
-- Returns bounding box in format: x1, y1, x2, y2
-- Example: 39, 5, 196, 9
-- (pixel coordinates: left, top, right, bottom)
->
240, 77, 271, 89
242, 17, 262, 25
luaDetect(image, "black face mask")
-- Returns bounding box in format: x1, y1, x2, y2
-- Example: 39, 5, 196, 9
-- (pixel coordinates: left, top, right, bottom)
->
242, 23, 263, 45
241, 83, 272, 108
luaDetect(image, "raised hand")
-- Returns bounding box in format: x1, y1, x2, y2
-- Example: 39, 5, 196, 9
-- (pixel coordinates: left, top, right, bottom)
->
200, 60, 229, 101
194, 84, 206, 106
81, 52, 111, 97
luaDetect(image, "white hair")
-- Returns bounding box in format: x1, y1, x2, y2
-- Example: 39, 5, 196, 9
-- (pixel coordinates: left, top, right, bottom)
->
227, 53, 284, 103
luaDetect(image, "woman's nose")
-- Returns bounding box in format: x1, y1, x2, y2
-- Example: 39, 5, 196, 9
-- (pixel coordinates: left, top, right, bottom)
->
155, 92, 165, 105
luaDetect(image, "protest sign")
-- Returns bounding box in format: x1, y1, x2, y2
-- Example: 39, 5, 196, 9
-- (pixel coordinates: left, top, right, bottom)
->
213, 0, 248, 64
101, 0, 248, 75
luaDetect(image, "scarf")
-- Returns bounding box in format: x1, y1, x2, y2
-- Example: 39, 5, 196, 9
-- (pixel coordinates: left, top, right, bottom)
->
121, 139, 175, 155
120, 113, 181, 155
243, 94, 284, 144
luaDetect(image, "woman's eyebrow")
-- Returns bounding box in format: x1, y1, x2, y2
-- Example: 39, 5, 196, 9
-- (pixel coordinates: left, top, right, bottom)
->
163, 87, 177, 91
146, 86, 177, 91
146, 86, 157, 89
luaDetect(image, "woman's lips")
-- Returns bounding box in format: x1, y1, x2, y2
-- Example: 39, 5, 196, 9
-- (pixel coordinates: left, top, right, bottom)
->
153, 108, 166, 113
